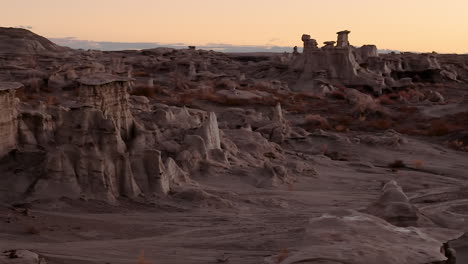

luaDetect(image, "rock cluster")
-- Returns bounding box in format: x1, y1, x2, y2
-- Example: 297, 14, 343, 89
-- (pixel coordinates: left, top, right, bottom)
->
290, 30, 463, 96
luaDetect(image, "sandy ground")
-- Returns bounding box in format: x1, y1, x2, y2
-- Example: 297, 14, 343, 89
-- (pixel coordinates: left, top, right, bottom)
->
1, 132, 468, 264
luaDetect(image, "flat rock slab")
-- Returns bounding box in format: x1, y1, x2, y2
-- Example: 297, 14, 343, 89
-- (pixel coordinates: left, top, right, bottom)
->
0, 82, 23, 91
1, 250, 46, 264
275, 209, 462, 264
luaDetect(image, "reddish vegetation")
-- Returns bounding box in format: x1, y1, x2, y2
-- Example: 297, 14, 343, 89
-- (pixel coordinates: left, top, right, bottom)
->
448, 140, 468, 152
132, 71, 151, 77
25, 225, 40, 235
276, 249, 290, 263
130, 85, 158, 98
302, 114, 330, 131
388, 160, 406, 169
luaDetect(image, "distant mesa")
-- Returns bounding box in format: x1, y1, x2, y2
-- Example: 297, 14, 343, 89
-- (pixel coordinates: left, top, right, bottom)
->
0, 27, 69, 55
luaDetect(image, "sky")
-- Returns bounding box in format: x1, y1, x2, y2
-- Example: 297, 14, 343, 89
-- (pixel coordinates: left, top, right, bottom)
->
2, 0, 468, 53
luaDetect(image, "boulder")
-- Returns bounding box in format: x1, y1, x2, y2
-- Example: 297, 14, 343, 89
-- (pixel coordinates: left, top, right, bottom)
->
364, 180, 434, 227
1, 250, 47, 264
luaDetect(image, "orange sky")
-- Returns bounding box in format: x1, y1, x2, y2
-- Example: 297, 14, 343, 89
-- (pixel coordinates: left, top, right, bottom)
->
2, 0, 468, 53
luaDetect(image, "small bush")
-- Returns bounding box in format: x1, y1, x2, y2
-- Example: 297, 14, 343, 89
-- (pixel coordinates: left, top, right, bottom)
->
137, 250, 151, 264
303, 114, 330, 130
378, 95, 396, 105
448, 140, 468, 152
428, 121, 451, 136
276, 249, 289, 263
411, 160, 425, 169
397, 106, 419, 114
45, 95, 58, 105
178, 93, 194, 106
130, 86, 157, 98
334, 124, 348, 132
367, 119, 393, 130
388, 160, 406, 169
132, 71, 151, 77
15, 88, 38, 102
25, 225, 40, 235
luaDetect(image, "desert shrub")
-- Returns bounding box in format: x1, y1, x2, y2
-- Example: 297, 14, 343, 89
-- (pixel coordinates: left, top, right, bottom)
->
137, 250, 151, 264
200, 92, 222, 102
378, 94, 397, 105
45, 95, 58, 105
132, 71, 151, 77
172, 73, 191, 90
448, 140, 468, 152
25, 225, 40, 235
248, 81, 271, 91
293, 91, 321, 102
284, 101, 307, 113
302, 114, 330, 130
41, 85, 55, 93
130, 86, 157, 98
388, 159, 406, 169
215, 78, 237, 90
276, 249, 289, 263
331, 115, 355, 127
223, 97, 246, 106
177, 93, 195, 106
367, 118, 393, 130
411, 160, 425, 169
15, 88, 38, 102
327, 89, 346, 100
428, 121, 451, 136
397, 106, 419, 114
334, 124, 349, 132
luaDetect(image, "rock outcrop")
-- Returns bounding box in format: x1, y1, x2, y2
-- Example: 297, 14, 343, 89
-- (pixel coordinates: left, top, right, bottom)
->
364, 180, 434, 227
0, 82, 22, 157
0, 74, 204, 202
0, 27, 67, 55
288, 30, 463, 95
77, 73, 135, 140
1, 250, 47, 264
268, 209, 462, 264
336, 30, 351, 48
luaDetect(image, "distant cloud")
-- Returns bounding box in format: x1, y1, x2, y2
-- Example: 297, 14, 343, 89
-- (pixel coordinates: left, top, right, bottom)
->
268, 38, 281, 43
15, 25, 33, 30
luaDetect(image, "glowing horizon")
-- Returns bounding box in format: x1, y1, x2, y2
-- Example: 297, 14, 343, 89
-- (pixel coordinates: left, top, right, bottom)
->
2, 0, 468, 53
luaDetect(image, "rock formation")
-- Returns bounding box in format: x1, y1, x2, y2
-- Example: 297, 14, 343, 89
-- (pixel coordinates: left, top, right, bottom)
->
268, 209, 463, 264
77, 73, 135, 140
336, 30, 351, 47
364, 180, 434, 227
291, 30, 386, 92
301, 34, 318, 53
322, 41, 336, 49
0, 82, 21, 157
0, 27, 68, 55
1, 27, 468, 264
196, 111, 221, 151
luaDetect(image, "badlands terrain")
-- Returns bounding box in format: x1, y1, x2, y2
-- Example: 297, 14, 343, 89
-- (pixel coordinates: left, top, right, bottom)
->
0, 27, 468, 264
